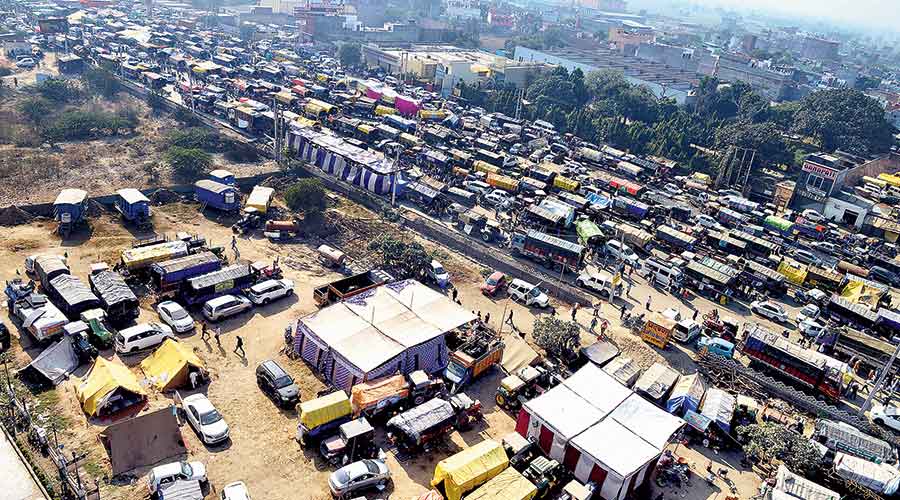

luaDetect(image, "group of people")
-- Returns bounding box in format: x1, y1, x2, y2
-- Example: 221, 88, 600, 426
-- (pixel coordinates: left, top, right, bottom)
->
199, 320, 245, 357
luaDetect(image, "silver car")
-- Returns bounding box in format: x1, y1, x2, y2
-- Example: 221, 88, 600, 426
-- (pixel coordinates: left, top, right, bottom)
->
328, 458, 390, 497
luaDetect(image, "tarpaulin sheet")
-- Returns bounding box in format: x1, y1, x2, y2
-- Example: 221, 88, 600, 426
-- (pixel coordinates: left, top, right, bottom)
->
49, 274, 98, 311
76, 357, 146, 416
245, 185, 274, 213
683, 410, 712, 432
121, 241, 189, 270
814, 419, 894, 463
499, 335, 539, 374
666, 373, 706, 416
388, 397, 455, 443
89, 270, 137, 307
299, 391, 351, 430
140, 339, 206, 391
841, 280, 885, 309
700, 388, 735, 434
25, 336, 79, 385
633, 362, 679, 401
464, 466, 536, 500
834, 452, 900, 495
349, 374, 408, 415
603, 356, 641, 387
773, 464, 839, 500
99, 408, 186, 476
431, 440, 509, 500
777, 260, 808, 286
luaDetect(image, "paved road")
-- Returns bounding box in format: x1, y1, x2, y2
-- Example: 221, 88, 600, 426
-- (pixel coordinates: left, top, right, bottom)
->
0, 430, 48, 500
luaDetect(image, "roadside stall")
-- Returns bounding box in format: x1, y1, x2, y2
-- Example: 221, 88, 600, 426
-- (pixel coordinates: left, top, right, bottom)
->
602, 356, 642, 387
666, 373, 706, 417
641, 314, 676, 349
633, 362, 679, 405
699, 388, 736, 445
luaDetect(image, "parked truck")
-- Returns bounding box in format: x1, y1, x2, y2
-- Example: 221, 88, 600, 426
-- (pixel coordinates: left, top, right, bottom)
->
88, 269, 139, 326
611, 197, 649, 221
313, 270, 393, 307
150, 252, 222, 298
444, 330, 505, 391
510, 230, 585, 271
33, 255, 70, 291
5, 279, 68, 343
386, 394, 483, 452
349, 370, 445, 421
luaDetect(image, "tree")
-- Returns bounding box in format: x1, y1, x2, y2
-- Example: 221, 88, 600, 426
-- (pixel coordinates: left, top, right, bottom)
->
81, 67, 120, 99
737, 423, 823, 477
165, 146, 211, 180
367, 236, 432, 281
18, 97, 52, 125
854, 75, 881, 91
532, 316, 580, 360
146, 89, 167, 113
35, 78, 81, 104
338, 43, 362, 68
715, 120, 792, 168
792, 89, 894, 156
284, 178, 326, 213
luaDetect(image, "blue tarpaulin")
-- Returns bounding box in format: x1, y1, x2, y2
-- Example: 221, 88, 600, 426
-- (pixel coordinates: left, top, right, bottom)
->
666, 373, 706, 416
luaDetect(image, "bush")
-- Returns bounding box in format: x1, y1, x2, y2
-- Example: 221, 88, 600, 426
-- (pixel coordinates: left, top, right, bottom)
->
223, 140, 259, 163
43, 109, 138, 141
146, 89, 167, 113
17, 97, 52, 125
34, 78, 82, 103
166, 146, 211, 181
81, 67, 120, 99
167, 127, 220, 151
173, 107, 202, 126
284, 178, 326, 213
533, 316, 580, 360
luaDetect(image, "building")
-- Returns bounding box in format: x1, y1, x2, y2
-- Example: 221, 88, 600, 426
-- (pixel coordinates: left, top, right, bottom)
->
443, 0, 480, 20
801, 35, 840, 61
793, 151, 900, 219
635, 42, 706, 73
514, 46, 696, 105
608, 21, 654, 55
713, 52, 794, 100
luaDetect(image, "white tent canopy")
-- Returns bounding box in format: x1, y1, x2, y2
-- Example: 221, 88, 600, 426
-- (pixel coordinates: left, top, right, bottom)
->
772, 464, 840, 500
570, 418, 660, 498
523, 384, 604, 461
563, 362, 631, 415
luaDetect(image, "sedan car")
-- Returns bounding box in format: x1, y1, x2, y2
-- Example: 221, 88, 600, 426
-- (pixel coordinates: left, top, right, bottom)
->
790, 248, 821, 266
246, 279, 294, 305
663, 183, 682, 195
182, 394, 229, 445
480, 271, 507, 297
801, 209, 825, 223
221, 481, 251, 500
157, 301, 195, 334
750, 300, 789, 323
147, 461, 207, 495
796, 304, 820, 324
695, 214, 720, 230
482, 190, 511, 208
871, 405, 900, 433
328, 458, 391, 497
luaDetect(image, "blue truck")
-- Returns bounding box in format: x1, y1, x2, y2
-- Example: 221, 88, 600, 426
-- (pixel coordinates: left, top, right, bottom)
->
115, 188, 151, 228
612, 197, 649, 220
182, 263, 256, 305
53, 188, 88, 237
194, 180, 240, 211
150, 252, 223, 297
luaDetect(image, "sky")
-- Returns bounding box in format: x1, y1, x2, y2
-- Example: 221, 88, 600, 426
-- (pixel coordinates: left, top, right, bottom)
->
670, 0, 900, 34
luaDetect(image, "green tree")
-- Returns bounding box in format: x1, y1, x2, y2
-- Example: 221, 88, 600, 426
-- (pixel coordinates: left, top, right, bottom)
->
533, 316, 580, 360
35, 78, 81, 103
284, 178, 327, 213
165, 146, 211, 180
367, 236, 432, 281
338, 43, 362, 68
167, 127, 221, 151
715, 120, 792, 168
81, 67, 120, 99
792, 88, 894, 156
854, 75, 881, 91
737, 423, 823, 477
18, 97, 52, 125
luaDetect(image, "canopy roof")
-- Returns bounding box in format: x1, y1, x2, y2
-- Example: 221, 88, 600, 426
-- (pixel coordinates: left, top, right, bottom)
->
773, 464, 840, 500
524, 385, 604, 440
634, 362, 680, 400
117, 188, 149, 205
54, 188, 87, 205
25, 336, 79, 385
571, 417, 661, 478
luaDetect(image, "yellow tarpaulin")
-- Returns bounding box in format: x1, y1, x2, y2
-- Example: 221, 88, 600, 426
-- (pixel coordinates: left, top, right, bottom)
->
121, 241, 188, 270
840, 280, 885, 308
375, 105, 396, 116
554, 175, 579, 192
431, 440, 509, 500
877, 173, 900, 188
293, 117, 317, 129
777, 260, 808, 285
140, 338, 206, 391
245, 186, 275, 214
691, 172, 711, 185
465, 467, 537, 500
299, 391, 351, 430
77, 357, 146, 416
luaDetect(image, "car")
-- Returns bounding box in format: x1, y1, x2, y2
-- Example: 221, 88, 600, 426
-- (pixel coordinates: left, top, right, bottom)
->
750, 300, 789, 323
480, 271, 507, 297
202, 294, 253, 322
328, 458, 391, 497
871, 405, 900, 433
16, 57, 35, 68
147, 461, 207, 495
695, 214, 720, 230
156, 301, 195, 334
575, 268, 618, 298
464, 180, 491, 195
663, 183, 682, 195
426, 260, 450, 289
790, 248, 821, 266
796, 304, 820, 324
801, 209, 825, 223
182, 394, 229, 445
221, 481, 251, 500
246, 279, 294, 305
798, 319, 827, 339
604, 240, 640, 267
115, 323, 175, 354
482, 190, 511, 208
256, 359, 300, 408
869, 266, 900, 287
813, 241, 840, 255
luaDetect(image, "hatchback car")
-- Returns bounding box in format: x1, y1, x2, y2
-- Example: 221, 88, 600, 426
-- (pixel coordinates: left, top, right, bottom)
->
801, 209, 825, 223
482, 190, 511, 208
791, 249, 821, 266
157, 301, 195, 334
750, 300, 789, 323
328, 458, 391, 497
182, 394, 229, 445
464, 180, 491, 195
147, 461, 207, 495
246, 279, 294, 305
480, 271, 507, 297
695, 214, 719, 229
256, 359, 300, 408
203, 294, 252, 322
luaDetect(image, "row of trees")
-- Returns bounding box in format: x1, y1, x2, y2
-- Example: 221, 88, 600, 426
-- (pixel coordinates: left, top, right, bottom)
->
459, 67, 896, 174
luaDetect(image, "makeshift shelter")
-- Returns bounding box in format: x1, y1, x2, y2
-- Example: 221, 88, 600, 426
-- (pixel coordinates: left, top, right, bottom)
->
294, 280, 476, 390
666, 373, 706, 416
834, 452, 900, 495
700, 388, 735, 434
76, 357, 146, 417
633, 362, 679, 403
813, 419, 895, 463
431, 440, 509, 500
602, 356, 641, 387
770, 464, 839, 500
465, 466, 537, 500
579, 340, 619, 368
23, 335, 79, 385
500, 334, 539, 374
245, 185, 275, 214
99, 408, 187, 476
140, 339, 206, 391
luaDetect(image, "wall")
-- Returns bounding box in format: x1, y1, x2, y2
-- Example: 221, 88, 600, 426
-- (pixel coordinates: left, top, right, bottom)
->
823, 196, 868, 228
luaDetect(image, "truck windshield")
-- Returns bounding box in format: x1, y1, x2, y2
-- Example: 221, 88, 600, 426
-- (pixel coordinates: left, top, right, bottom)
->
445, 361, 466, 383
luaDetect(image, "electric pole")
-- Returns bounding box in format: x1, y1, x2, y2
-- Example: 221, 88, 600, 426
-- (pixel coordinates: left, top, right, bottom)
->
860, 342, 900, 416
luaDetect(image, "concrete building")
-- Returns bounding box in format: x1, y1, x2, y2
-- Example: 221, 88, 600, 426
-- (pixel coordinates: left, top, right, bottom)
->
635, 42, 706, 73
513, 46, 696, 105
608, 21, 654, 55
443, 0, 480, 20
713, 52, 793, 100
793, 151, 900, 220
801, 36, 839, 61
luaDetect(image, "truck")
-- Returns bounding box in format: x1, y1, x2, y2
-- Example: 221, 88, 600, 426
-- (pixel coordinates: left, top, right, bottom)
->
296, 391, 353, 447
88, 269, 139, 326
601, 221, 653, 252
313, 270, 393, 307
349, 370, 445, 421
655, 225, 697, 250
385, 394, 483, 452
486, 173, 519, 192
510, 230, 585, 271
47, 274, 101, 319
452, 208, 504, 243
150, 252, 222, 297
5, 279, 68, 343
611, 197, 649, 220
34, 255, 70, 291
182, 264, 258, 305
444, 330, 505, 391
120, 240, 190, 273
194, 179, 240, 212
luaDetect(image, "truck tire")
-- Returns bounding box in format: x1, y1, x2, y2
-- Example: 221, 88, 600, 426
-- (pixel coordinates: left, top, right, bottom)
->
481, 232, 491, 243
495, 394, 506, 408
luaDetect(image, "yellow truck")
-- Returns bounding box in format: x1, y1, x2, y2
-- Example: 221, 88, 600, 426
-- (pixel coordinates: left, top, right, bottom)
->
296, 391, 352, 446
487, 173, 520, 192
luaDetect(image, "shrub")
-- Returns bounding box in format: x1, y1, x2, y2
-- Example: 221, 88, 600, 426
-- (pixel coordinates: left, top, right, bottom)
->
284, 178, 326, 213
165, 146, 211, 181
223, 140, 259, 163
34, 78, 82, 103
42, 109, 138, 141
81, 67, 120, 99
17, 97, 52, 125
167, 127, 220, 151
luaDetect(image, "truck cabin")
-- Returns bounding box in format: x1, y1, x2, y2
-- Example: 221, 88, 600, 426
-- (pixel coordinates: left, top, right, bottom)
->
313, 270, 393, 307
208, 169, 236, 186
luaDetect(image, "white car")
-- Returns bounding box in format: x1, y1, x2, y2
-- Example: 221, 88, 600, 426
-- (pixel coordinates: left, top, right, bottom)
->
750, 300, 789, 323
221, 481, 251, 500
156, 301, 195, 334
799, 319, 826, 339
575, 268, 618, 298
871, 405, 900, 433
16, 57, 35, 68
203, 294, 253, 322
115, 323, 175, 354
695, 214, 719, 230
796, 304, 820, 324
483, 190, 511, 208
426, 259, 451, 288
604, 240, 640, 267
801, 209, 825, 223
246, 279, 294, 305
663, 183, 682, 195
464, 180, 491, 195
182, 394, 229, 445
147, 461, 207, 495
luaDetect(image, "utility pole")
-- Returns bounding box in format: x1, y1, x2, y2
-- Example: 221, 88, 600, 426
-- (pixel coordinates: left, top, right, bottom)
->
860, 342, 900, 416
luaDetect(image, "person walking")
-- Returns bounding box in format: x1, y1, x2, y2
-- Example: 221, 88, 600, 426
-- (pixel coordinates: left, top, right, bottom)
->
645, 295, 652, 312
601, 320, 609, 337
200, 321, 209, 341
234, 336, 245, 357
692, 309, 699, 321
506, 309, 515, 330
214, 326, 221, 346
571, 303, 580, 321
620, 306, 625, 319
452, 287, 459, 303
590, 316, 598, 333
484, 312, 490, 325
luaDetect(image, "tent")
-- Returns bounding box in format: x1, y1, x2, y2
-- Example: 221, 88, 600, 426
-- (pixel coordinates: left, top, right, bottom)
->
834, 452, 900, 495
500, 334, 539, 374
140, 339, 206, 391
633, 362, 679, 402
431, 440, 509, 500
771, 464, 839, 500
99, 408, 187, 476
700, 388, 735, 434
465, 466, 537, 500
602, 357, 641, 387
23, 336, 79, 385
666, 373, 706, 416
76, 357, 146, 417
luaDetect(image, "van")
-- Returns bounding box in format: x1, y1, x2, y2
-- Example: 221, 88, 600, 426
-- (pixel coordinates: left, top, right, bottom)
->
639, 258, 683, 288
508, 279, 550, 308
673, 319, 700, 343
115, 322, 174, 354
